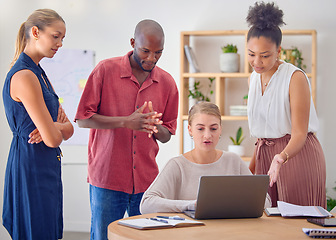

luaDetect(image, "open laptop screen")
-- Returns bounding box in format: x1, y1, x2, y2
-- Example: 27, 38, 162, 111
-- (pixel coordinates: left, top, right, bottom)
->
184, 175, 269, 219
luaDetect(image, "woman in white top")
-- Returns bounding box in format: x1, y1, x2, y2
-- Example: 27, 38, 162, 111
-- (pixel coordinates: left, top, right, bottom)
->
140, 102, 270, 214
246, 2, 326, 207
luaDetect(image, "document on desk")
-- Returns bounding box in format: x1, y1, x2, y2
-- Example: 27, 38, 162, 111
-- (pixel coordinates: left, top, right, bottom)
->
277, 201, 332, 217
118, 216, 204, 230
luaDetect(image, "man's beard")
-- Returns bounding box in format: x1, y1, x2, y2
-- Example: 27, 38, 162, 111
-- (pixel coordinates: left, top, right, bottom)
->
133, 51, 155, 72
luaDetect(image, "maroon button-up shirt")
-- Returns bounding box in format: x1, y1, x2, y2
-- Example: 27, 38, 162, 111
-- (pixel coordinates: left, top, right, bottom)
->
75, 51, 179, 194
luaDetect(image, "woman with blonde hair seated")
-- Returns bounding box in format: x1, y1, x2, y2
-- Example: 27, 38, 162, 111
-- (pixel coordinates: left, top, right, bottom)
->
140, 101, 271, 213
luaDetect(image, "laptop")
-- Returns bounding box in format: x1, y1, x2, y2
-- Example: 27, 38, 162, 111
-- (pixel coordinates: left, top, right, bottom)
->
184, 175, 269, 219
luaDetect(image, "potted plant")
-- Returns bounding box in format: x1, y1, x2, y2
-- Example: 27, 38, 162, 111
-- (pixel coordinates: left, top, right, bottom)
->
243, 94, 248, 105
228, 127, 245, 156
220, 44, 239, 73
188, 77, 215, 102
280, 46, 306, 70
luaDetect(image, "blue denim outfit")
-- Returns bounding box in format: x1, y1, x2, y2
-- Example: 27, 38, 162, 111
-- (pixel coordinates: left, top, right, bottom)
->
89, 185, 144, 240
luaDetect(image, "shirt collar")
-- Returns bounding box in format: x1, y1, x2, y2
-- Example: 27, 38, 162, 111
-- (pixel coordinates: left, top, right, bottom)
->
20, 52, 43, 75
120, 51, 159, 83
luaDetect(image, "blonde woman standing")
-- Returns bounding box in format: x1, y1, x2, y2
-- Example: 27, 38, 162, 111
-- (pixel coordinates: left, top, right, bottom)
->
2, 9, 73, 239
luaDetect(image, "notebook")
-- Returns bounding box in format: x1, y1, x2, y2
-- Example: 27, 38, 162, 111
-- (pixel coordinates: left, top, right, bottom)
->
118, 216, 204, 230
184, 175, 269, 219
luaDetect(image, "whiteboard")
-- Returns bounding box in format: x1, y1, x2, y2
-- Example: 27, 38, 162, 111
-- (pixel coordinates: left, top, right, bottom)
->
40, 48, 95, 145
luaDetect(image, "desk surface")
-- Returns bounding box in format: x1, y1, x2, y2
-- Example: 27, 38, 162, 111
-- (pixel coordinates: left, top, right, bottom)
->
108, 212, 325, 240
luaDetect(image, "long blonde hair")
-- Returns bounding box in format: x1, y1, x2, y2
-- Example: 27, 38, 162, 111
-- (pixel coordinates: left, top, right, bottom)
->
11, 9, 64, 68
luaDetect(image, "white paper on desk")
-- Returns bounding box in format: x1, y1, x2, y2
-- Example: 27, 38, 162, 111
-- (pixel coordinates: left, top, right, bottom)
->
277, 201, 332, 217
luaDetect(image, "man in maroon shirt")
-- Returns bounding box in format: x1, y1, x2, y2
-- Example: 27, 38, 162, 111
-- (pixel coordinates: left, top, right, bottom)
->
75, 19, 178, 240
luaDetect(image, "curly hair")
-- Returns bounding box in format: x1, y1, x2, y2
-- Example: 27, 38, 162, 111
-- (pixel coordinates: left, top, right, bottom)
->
246, 1, 285, 47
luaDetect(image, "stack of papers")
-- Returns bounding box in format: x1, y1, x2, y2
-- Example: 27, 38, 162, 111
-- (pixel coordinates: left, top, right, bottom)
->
277, 201, 332, 217
229, 105, 247, 116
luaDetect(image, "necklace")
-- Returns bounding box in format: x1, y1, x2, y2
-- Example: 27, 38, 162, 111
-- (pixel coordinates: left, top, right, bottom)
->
263, 61, 281, 87
262, 78, 271, 87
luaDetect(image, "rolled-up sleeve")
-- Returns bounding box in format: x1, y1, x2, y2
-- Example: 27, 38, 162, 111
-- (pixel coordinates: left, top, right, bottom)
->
161, 83, 179, 135
74, 62, 105, 121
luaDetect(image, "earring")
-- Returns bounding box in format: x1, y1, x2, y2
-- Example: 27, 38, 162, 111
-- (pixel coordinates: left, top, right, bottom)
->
190, 136, 193, 139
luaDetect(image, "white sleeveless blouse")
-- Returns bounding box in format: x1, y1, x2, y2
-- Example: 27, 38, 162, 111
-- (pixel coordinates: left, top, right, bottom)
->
247, 61, 319, 138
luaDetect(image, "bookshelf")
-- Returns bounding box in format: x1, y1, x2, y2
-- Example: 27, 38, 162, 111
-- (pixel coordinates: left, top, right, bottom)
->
179, 30, 317, 160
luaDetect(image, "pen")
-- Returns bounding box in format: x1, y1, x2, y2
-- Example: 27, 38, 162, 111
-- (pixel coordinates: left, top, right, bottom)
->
149, 217, 169, 223
156, 216, 185, 220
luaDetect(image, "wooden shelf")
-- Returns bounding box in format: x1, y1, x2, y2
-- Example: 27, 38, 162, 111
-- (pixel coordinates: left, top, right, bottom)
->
241, 157, 251, 162
182, 72, 312, 78
182, 72, 251, 78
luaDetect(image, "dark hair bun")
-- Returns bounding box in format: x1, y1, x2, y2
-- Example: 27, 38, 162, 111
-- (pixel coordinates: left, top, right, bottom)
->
246, 1, 285, 29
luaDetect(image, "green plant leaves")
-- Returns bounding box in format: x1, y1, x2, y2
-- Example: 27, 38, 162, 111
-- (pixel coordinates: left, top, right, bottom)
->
282, 46, 306, 70
230, 127, 245, 145
327, 198, 336, 212
221, 44, 238, 53
188, 78, 214, 102
229, 136, 236, 145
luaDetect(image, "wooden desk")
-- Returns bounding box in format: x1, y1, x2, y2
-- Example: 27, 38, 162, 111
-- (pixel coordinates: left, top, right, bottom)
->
108, 212, 323, 239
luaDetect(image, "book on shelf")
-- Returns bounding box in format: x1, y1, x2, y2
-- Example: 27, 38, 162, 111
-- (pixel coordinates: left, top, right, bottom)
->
184, 45, 200, 73
302, 228, 336, 238
277, 201, 332, 218
118, 215, 204, 230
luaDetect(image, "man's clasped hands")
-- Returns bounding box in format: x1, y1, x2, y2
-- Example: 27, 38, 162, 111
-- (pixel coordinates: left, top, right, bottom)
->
124, 101, 163, 138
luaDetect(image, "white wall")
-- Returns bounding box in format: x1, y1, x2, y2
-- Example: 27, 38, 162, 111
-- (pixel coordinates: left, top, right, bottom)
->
1, 0, 336, 238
